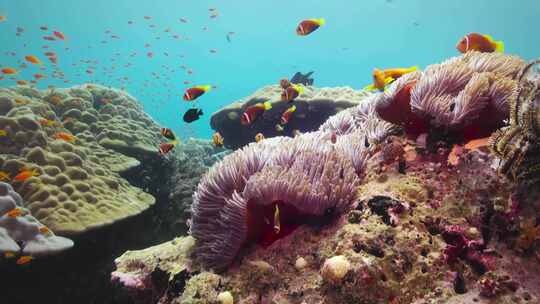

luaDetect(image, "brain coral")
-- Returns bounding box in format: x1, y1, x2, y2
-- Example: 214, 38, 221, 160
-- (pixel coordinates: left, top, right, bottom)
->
374, 51, 526, 142
191, 100, 395, 271
0, 182, 73, 256
0, 84, 158, 235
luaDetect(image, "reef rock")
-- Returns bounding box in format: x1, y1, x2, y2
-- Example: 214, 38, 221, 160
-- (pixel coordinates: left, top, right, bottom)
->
0, 182, 73, 257
0, 84, 159, 235
210, 85, 372, 149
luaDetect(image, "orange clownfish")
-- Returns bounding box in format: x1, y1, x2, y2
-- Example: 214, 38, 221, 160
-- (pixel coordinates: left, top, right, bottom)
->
255, 133, 265, 143
241, 101, 272, 125
158, 141, 178, 156
183, 85, 211, 101
16, 255, 33, 265
456, 33, 504, 54
280, 105, 296, 125
14, 168, 39, 182
364, 66, 418, 91
160, 128, 176, 141
296, 18, 325, 36
53, 31, 66, 40
1, 67, 18, 75
281, 84, 304, 102
212, 132, 224, 147
24, 55, 42, 65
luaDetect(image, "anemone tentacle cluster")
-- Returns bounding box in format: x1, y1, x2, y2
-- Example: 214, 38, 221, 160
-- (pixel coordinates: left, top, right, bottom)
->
489, 59, 540, 185
374, 51, 526, 142
190, 101, 395, 271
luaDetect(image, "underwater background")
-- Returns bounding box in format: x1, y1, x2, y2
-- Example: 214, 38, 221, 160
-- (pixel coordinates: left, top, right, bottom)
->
1, 0, 539, 139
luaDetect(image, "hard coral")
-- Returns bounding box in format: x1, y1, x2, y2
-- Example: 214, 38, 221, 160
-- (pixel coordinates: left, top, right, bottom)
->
375, 52, 525, 142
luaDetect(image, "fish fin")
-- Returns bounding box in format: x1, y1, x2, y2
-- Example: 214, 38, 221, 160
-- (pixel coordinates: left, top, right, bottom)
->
407, 66, 419, 72
384, 77, 395, 85
363, 84, 376, 91
293, 84, 304, 94
316, 18, 326, 26
482, 34, 495, 42
263, 101, 272, 110
196, 85, 212, 91
495, 40, 505, 53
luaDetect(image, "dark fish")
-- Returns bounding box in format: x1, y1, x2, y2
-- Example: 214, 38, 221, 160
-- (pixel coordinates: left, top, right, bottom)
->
290, 71, 314, 86
183, 108, 203, 123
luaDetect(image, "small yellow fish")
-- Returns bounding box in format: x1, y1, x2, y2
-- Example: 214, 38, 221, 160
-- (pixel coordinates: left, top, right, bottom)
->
0, 171, 10, 181
0, 129, 7, 137
16, 255, 33, 265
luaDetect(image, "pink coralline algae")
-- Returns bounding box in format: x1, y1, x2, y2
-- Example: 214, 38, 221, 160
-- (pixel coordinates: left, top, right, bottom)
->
441, 225, 493, 275
190, 102, 395, 272
374, 51, 525, 142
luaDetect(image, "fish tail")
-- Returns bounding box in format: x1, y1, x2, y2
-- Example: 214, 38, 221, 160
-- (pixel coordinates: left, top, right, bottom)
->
363, 84, 376, 91
263, 101, 272, 110
317, 18, 326, 26
495, 40, 505, 53
171, 139, 180, 146
384, 77, 395, 85
197, 85, 212, 91
290, 105, 297, 112
407, 66, 419, 72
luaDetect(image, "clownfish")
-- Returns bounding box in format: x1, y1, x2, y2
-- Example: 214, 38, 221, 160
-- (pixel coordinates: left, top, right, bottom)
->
364, 66, 418, 91
456, 33, 504, 54
281, 84, 304, 102
280, 105, 296, 125
241, 101, 272, 125
212, 132, 224, 147
183, 85, 211, 101
160, 128, 176, 141
296, 18, 325, 36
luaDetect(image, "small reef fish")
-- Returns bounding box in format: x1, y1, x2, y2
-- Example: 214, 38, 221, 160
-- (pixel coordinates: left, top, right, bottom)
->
24, 55, 42, 64
0, 129, 8, 136
296, 18, 325, 36
6, 207, 24, 218
183, 108, 203, 123
14, 168, 39, 181
16, 80, 29, 86
53, 132, 76, 142
255, 133, 265, 142
280, 105, 296, 125
183, 85, 211, 101
160, 128, 176, 141
281, 84, 304, 102
456, 33, 504, 53
364, 66, 418, 91
39, 226, 51, 235
38, 118, 58, 127
0, 171, 10, 181
0, 15, 6, 22
212, 132, 224, 147
4, 252, 15, 258
16, 255, 33, 265
241, 101, 272, 125
1, 67, 18, 75
40, 25, 48, 31
53, 31, 66, 40
34, 73, 46, 79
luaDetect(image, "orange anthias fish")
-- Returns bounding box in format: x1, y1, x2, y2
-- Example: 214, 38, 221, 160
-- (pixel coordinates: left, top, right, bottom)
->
54, 132, 76, 142
280, 105, 297, 125
364, 66, 418, 91
241, 101, 272, 125
14, 168, 39, 181
183, 85, 211, 101
53, 31, 66, 40
212, 132, 224, 147
16, 255, 33, 265
281, 84, 304, 102
456, 33, 504, 53
1, 67, 18, 75
6, 207, 25, 218
296, 18, 325, 36
255, 133, 265, 142
24, 55, 42, 64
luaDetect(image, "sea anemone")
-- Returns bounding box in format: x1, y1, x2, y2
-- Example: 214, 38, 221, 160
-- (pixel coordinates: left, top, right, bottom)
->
374, 51, 525, 142
190, 135, 360, 271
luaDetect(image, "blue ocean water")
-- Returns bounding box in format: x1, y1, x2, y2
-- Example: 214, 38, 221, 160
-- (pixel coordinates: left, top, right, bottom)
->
0, 0, 538, 139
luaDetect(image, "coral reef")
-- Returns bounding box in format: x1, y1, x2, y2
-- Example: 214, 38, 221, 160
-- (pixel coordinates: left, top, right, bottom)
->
375, 51, 525, 143
210, 85, 373, 149
0, 84, 157, 235
490, 59, 540, 186
0, 182, 73, 256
